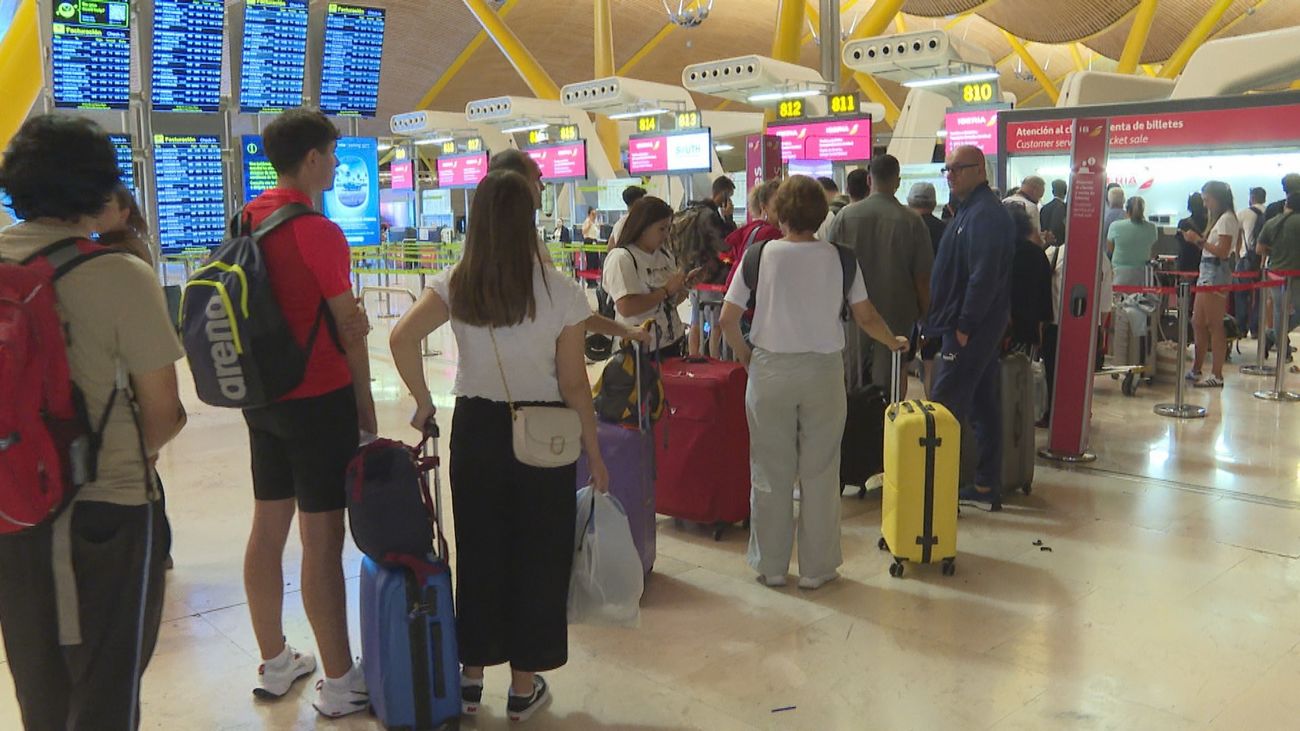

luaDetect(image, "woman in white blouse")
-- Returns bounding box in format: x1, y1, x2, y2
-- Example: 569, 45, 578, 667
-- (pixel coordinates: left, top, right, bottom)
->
1183, 180, 1239, 388
719, 176, 906, 591
390, 170, 606, 722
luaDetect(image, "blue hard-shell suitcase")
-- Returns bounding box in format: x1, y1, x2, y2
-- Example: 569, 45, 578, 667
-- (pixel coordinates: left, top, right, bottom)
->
358, 420, 460, 730
360, 557, 459, 730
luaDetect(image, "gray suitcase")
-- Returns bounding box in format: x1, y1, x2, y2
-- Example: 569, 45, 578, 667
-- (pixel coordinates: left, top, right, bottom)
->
1000, 352, 1036, 496
955, 354, 1036, 501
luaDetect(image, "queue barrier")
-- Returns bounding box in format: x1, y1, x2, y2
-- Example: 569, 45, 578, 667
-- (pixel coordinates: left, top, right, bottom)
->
356, 285, 438, 358
1113, 270, 1299, 415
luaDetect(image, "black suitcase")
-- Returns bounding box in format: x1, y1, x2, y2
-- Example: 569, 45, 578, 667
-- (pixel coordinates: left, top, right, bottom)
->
841, 325, 886, 498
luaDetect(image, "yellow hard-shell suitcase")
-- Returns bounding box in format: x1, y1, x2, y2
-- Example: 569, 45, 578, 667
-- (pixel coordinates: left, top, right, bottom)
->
879, 353, 959, 577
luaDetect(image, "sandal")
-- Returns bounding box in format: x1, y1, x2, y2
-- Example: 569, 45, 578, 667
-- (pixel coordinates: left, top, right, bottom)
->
1193, 376, 1224, 388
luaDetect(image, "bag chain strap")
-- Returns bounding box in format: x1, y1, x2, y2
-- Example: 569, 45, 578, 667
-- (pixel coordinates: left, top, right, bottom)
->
487, 327, 517, 413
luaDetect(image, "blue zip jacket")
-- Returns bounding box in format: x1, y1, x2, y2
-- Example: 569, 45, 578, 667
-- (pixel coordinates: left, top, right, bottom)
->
925, 182, 1015, 338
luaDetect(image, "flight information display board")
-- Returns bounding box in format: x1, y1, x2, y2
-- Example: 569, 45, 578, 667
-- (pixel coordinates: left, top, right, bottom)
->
109, 133, 135, 195
52, 0, 131, 110
319, 4, 385, 117
150, 0, 224, 112
322, 137, 381, 244
240, 135, 276, 203
239, 0, 309, 113
153, 135, 226, 251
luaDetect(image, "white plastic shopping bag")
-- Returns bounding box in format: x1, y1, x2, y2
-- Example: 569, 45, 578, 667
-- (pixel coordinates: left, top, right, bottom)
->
568, 486, 644, 627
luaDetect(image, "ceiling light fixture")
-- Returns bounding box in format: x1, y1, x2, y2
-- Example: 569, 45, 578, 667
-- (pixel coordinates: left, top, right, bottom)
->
414, 136, 454, 146
714, 143, 735, 152
607, 108, 670, 120
747, 88, 822, 103
500, 122, 550, 134
901, 70, 1000, 89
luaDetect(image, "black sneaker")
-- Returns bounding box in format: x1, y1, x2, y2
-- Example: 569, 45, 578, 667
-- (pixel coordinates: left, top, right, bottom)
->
461, 676, 483, 716
507, 675, 550, 723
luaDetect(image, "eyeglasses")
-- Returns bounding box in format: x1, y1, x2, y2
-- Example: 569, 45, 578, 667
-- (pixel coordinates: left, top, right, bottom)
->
941, 163, 980, 176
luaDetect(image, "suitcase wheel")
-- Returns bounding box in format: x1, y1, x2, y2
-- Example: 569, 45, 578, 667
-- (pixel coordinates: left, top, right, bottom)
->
1121, 373, 1138, 397
889, 561, 904, 578
858, 487, 867, 500
942, 559, 956, 577
877, 536, 889, 552
712, 524, 727, 541
1022, 484, 1033, 496
742, 518, 751, 531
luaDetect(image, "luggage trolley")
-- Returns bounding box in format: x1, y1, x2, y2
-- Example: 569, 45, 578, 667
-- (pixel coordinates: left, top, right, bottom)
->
1104, 260, 1167, 397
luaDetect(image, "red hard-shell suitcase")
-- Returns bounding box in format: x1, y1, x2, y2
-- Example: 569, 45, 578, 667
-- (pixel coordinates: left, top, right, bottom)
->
654, 358, 750, 537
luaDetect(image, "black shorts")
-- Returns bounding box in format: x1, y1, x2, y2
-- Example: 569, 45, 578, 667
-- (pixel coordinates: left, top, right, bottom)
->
242, 386, 358, 513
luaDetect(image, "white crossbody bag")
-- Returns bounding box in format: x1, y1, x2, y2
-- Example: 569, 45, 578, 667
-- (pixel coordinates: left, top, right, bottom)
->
489, 328, 583, 468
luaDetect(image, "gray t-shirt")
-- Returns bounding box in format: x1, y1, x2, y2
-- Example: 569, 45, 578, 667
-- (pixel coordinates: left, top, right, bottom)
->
826, 192, 935, 337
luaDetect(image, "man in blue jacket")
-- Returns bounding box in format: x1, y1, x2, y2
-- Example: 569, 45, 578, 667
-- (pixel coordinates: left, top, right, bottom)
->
925, 145, 1015, 507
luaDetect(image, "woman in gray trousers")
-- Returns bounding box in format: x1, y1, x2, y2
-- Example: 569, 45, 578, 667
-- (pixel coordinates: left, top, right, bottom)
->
719, 176, 906, 590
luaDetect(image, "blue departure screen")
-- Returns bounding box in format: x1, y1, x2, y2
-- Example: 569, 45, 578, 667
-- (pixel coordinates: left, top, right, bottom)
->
240, 135, 277, 203
51, 0, 131, 110
319, 4, 385, 118
154, 135, 226, 251
109, 133, 135, 195
239, 0, 308, 114
150, 0, 224, 112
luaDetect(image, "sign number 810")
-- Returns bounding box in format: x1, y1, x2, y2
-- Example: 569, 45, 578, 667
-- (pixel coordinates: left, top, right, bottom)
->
962, 82, 995, 104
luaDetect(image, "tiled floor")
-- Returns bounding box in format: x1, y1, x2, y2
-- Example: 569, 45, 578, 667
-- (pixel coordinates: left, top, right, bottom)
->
3, 276, 1298, 730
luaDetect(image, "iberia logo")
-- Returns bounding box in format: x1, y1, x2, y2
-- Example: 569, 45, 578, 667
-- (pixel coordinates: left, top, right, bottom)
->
1089, 126, 1104, 137
985, 115, 998, 127
849, 124, 859, 135
653, 141, 661, 150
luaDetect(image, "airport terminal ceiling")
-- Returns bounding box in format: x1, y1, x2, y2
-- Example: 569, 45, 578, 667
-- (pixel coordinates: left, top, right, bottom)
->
369, 0, 1298, 136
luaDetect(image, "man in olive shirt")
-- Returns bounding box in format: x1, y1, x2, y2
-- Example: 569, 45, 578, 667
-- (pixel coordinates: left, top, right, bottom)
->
827, 154, 934, 394
1259, 190, 1300, 348
0, 115, 187, 730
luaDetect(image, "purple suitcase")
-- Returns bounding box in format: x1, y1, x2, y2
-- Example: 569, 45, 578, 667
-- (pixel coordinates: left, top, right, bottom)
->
576, 421, 656, 575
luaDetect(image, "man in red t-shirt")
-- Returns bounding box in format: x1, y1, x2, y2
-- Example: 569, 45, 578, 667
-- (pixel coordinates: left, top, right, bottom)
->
239, 109, 375, 718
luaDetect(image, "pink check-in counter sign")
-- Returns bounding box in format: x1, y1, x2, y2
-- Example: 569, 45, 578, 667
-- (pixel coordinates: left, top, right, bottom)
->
766, 118, 873, 162
436, 153, 487, 188
526, 142, 588, 181
945, 110, 999, 156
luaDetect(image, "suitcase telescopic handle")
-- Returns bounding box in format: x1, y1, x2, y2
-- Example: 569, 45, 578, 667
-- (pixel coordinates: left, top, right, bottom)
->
890, 348, 903, 405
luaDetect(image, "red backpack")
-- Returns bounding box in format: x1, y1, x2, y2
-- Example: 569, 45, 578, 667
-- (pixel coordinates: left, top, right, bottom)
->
0, 238, 119, 534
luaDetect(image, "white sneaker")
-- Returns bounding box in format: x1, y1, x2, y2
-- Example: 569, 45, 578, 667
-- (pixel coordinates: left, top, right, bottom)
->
313, 662, 369, 718
253, 643, 317, 699
756, 574, 787, 587
798, 572, 841, 590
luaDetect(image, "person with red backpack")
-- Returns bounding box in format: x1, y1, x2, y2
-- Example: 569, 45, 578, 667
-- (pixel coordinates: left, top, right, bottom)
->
0, 115, 187, 729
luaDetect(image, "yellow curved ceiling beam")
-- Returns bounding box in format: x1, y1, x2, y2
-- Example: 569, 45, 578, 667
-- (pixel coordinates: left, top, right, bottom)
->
1159, 0, 1236, 79
0, 0, 42, 152
853, 72, 900, 127
772, 0, 806, 63
1117, 0, 1158, 74
1001, 31, 1058, 104
1069, 43, 1087, 72
461, 0, 559, 100
593, 0, 622, 174
417, 0, 519, 109
846, 0, 905, 41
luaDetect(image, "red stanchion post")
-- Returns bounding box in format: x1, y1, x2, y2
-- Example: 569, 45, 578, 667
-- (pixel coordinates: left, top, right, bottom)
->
1154, 280, 1207, 419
